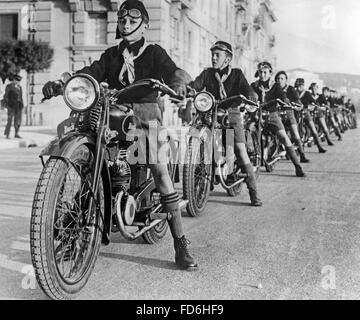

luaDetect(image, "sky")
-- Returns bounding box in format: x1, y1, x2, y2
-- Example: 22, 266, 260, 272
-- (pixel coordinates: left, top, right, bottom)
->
272, 0, 360, 75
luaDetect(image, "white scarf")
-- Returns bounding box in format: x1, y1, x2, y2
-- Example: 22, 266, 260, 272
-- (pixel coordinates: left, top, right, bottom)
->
118, 39, 149, 86
214, 66, 232, 100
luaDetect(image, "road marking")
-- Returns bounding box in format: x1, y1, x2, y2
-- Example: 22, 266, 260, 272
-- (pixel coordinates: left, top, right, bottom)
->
0, 254, 31, 274
11, 241, 30, 253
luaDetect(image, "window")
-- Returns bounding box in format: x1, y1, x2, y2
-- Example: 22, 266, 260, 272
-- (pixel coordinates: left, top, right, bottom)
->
84, 12, 107, 45
0, 14, 18, 41
187, 31, 192, 58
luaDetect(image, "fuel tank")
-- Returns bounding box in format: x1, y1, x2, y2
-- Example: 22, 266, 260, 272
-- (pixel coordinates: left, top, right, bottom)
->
109, 104, 137, 141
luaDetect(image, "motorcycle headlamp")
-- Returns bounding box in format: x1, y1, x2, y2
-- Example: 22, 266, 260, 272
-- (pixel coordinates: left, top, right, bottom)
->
63, 74, 100, 112
194, 92, 214, 113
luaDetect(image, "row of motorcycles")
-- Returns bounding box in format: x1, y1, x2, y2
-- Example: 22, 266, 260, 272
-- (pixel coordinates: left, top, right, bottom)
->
29, 73, 356, 299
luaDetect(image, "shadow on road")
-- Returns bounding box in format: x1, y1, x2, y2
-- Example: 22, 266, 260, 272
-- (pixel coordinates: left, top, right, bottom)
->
99, 252, 177, 271
207, 199, 252, 207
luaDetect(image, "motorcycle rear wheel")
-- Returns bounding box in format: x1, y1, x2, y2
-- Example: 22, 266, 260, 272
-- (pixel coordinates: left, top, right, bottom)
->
30, 146, 103, 300
142, 220, 169, 244
183, 136, 212, 217
227, 129, 261, 197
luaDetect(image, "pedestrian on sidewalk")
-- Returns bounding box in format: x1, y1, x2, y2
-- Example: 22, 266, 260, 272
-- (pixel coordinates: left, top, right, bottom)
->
3, 74, 24, 139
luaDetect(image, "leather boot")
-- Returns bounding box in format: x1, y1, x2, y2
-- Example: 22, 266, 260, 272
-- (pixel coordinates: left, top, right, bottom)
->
334, 125, 342, 141
285, 146, 306, 177
243, 163, 262, 207
325, 132, 334, 146
295, 139, 310, 163
174, 236, 198, 270
312, 132, 327, 153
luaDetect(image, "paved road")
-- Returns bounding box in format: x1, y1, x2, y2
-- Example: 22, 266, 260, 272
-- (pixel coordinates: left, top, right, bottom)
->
0, 128, 360, 300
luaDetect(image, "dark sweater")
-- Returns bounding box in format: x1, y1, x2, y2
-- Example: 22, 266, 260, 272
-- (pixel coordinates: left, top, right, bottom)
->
77, 39, 185, 103
285, 85, 301, 104
298, 90, 316, 109
189, 68, 256, 101
251, 80, 287, 112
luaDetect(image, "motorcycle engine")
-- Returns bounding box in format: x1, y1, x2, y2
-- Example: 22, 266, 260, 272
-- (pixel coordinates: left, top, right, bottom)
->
110, 155, 131, 195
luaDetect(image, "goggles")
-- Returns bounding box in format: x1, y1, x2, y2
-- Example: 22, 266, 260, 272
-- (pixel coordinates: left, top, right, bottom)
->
210, 43, 233, 55
118, 8, 142, 19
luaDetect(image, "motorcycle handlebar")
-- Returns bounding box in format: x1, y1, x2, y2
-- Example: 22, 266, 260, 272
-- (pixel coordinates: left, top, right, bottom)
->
217, 95, 258, 110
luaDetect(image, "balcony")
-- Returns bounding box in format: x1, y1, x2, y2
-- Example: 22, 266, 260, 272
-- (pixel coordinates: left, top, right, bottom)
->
235, 0, 248, 12
259, 0, 277, 22
269, 35, 276, 47
171, 0, 194, 10
253, 15, 264, 30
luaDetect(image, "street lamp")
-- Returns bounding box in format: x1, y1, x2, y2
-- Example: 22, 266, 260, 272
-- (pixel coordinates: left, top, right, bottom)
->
26, 0, 38, 125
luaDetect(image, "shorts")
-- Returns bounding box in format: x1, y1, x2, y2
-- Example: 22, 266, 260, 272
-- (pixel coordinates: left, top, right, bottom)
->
303, 109, 313, 124
227, 107, 246, 144
127, 102, 172, 165
315, 108, 325, 119
281, 109, 297, 126
263, 111, 285, 134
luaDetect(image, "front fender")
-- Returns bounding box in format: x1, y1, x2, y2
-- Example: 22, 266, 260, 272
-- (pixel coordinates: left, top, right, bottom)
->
39, 132, 113, 246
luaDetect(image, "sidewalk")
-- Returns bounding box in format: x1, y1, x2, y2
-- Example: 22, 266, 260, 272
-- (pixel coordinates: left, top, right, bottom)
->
0, 125, 188, 150
0, 126, 56, 150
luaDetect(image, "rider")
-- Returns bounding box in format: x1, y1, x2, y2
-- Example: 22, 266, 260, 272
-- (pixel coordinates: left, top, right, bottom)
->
275, 71, 310, 163
251, 62, 306, 177
42, 0, 197, 271
318, 86, 342, 141
310, 83, 335, 146
329, 89, 344, 136
294, 78, 328, 154
346, 98, 357, 129
187, 41, 262, 207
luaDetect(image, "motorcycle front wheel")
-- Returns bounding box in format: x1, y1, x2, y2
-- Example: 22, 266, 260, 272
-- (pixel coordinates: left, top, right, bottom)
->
183, 136, 212, 217
30, 145, 104, 300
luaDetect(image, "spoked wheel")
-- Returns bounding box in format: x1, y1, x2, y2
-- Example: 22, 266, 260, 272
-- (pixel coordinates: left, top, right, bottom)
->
226, 128, 261, 197
262, 133, 279, 173
142, 220, 169, 244
142, 162, 175, 244
183, 136, 212, 217
30, 145, 104, 300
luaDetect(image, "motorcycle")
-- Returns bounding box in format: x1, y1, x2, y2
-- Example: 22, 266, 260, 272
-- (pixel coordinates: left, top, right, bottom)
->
30, 73, 185, 300
182, 92, 261, 217
261, 99, 301, 172
312, 104, 328, 142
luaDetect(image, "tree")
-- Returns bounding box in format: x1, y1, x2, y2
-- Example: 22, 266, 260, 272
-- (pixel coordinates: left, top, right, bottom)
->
0, 40, 21, 83
0, 39, 53, 81
0, 39, 54, 125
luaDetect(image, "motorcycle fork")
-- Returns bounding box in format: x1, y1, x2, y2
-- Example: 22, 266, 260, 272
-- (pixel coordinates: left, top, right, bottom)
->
88, 95, 109, 219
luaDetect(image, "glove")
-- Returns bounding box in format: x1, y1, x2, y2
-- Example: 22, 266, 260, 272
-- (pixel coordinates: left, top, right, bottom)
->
42, 80, 64, 100
172, 84, 187, 98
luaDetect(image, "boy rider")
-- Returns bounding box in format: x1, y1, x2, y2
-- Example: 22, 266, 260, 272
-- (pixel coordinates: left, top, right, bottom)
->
188, 41, 262, 207
42, 0, 197, 271
294, 78, 328, 153
310, 83, 335, 146
275, 71, 310, 163
251, 62, 306, 177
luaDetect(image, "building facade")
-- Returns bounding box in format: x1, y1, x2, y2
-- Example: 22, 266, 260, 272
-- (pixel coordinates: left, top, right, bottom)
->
0, 0, 277, 127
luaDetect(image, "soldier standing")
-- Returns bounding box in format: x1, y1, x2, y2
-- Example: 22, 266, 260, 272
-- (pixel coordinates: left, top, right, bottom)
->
3, 74, 24, 139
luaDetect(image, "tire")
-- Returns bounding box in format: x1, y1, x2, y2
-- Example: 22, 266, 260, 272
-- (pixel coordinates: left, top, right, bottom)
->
30, 145, 104, 300
183, 136, 212, 217
142, 220, 169, 244
227, 128, 261, 197
262, 133, 278, 173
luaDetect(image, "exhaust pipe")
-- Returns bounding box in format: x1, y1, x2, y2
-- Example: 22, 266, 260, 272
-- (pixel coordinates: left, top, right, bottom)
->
115, 192, 189, 241
216, 162, 247, 190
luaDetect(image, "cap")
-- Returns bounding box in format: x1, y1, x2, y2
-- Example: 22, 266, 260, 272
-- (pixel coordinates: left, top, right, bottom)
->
254, 61, 272, 78
309, 82, 318, 90
294, 78, 305, 87
116, 0, 149, 39
210, 41, 233, 56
